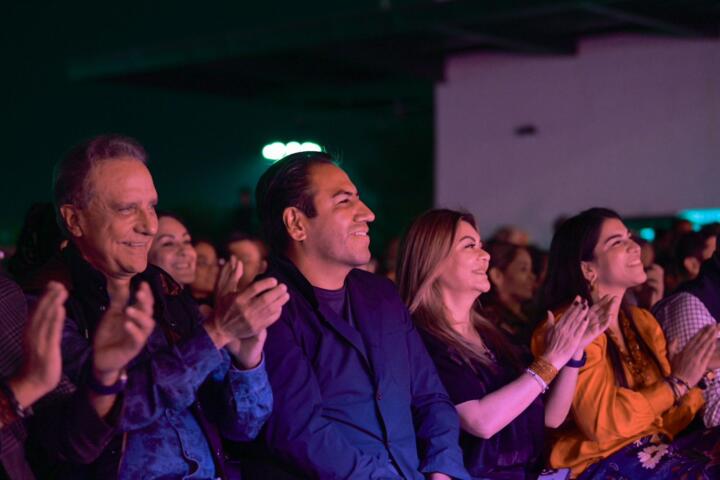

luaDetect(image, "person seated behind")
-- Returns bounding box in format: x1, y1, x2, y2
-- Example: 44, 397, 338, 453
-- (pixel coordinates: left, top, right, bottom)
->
50, 134, 287, 479
189, 239, 220, 313
225, 232, 268, 291
665, 231, 715, 294
148, 212, 197, 288
532, 208, 720, 479
654, 246, 720, 428
253, 152, 469, 479
397, 209, 609, 479
482, 241, 538, 347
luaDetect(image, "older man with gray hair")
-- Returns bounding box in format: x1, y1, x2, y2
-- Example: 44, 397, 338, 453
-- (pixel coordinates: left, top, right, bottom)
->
46, 134, 287, 479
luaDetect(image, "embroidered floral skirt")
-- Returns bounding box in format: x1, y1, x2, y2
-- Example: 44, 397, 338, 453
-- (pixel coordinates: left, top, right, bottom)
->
579, 428, 720, 479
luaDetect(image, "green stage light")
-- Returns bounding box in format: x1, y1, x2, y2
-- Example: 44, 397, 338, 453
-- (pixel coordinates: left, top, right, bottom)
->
262, 141, 323, 161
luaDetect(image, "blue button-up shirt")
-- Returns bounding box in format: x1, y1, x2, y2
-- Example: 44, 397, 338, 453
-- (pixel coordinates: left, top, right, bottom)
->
59, 246, 272, 479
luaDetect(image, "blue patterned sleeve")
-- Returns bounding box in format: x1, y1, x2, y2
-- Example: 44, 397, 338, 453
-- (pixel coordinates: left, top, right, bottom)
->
216, 353, 273, 441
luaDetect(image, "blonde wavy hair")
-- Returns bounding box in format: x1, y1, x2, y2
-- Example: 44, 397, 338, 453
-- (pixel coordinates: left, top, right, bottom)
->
397, 209, 520, 370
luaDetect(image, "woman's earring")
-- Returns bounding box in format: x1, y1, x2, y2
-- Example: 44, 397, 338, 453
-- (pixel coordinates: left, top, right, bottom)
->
589, 275, 597, 292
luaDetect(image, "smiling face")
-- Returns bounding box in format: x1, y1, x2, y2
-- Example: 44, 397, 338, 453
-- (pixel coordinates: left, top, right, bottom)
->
298, 163, 376, 275
436, 221, 491, 296
64, 157, 158, 280
583, 217, 647, 292
149, 216, 197, 285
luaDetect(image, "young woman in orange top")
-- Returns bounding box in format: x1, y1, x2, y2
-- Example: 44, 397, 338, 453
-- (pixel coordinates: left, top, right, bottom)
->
533, 207, 720, 479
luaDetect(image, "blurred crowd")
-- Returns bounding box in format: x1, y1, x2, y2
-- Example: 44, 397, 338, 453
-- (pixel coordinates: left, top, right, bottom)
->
0, 134, 719, 480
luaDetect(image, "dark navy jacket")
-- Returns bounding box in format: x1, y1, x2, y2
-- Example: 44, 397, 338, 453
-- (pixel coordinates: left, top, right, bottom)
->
261, 256, 469, 479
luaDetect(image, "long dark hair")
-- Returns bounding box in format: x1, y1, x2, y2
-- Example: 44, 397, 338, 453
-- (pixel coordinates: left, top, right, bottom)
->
397, 208, 522, 371
542, 207, 661, 387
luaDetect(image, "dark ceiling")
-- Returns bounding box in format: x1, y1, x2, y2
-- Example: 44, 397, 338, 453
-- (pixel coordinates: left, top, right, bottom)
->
68, 0, 720, 112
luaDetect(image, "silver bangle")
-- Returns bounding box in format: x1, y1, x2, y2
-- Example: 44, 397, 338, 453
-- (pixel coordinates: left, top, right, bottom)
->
525, 368, 549, 393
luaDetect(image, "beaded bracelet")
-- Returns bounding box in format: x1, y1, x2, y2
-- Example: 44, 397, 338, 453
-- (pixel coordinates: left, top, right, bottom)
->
665, 376, 689, 402
528, 357, 559, 385
525, 368, 549, 393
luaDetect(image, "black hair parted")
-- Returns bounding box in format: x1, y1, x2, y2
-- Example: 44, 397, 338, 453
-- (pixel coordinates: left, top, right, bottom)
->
255, 151, 336, 254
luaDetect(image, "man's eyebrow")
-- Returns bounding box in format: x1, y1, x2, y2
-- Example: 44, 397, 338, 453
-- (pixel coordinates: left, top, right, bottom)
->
331, 189, 358, 198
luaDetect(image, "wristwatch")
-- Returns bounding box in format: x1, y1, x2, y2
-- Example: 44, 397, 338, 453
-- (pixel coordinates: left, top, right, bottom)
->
87, 369, 128, 395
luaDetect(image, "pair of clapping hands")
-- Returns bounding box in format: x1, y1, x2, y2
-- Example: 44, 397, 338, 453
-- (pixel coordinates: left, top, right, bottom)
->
203, 256, 289, 369
542, 295, 620, 370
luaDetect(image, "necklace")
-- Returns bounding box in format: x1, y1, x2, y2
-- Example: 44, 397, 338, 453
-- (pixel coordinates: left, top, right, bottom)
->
612, 312, 654, 386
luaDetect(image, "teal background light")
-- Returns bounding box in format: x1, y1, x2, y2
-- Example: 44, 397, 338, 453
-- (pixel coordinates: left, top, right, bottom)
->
678, 208, 720, 229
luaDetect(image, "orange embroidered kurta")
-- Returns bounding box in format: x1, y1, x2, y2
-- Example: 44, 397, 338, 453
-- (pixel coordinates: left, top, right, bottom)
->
531, 306, 704, 478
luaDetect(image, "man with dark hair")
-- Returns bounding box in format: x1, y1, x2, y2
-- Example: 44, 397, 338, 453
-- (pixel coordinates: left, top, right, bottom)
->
253, 152, 468, 479
49, 134, 287, 478
655, 247, 720, 427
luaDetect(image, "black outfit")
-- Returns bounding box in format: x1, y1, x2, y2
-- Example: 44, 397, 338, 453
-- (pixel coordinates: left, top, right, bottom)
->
421, 332, 546, 480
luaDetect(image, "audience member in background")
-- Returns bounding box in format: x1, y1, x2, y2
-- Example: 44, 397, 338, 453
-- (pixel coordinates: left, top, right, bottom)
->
253, 152, 469, 479
482, 241, 538, 347
533, 207, 720, 479
6, 203, 68, 293
700, 223, 720, 249
490, 225, 530, 246
654, 246, 720, 428
51, 134, 283, 479
666, 231, 715, 293
397, 209, 610, 479
626, 238, 664, 310
148, 213, 197, 287
225, 232, 268, 291
189, 239, 220, 312
528, 245, 549, 293
380, 236, 401, 282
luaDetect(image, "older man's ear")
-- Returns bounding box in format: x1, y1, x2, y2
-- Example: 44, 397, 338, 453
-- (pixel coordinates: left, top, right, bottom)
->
59, 204, 84, 238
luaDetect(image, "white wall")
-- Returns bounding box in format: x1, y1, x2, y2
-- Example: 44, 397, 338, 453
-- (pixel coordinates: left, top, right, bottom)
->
435, 35, 720, 246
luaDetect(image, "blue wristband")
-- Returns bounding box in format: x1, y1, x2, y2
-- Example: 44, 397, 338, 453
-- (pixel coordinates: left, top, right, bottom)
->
566, 352, 587, 368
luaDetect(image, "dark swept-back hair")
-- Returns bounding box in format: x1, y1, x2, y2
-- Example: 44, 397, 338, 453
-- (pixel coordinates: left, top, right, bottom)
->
255, 151, 335, 254
52, 134, 147, 235
542, 207, 662, 387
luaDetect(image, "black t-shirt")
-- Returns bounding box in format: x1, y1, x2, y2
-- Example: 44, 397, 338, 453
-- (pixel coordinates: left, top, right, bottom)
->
313, 285, 355, 328
421, 331, 546, 480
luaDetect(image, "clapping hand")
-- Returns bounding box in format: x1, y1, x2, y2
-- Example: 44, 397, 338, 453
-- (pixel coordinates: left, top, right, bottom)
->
92, 282, 156, 386
205, 256, 289, 368
543, 297, 590, 369
8, 281, 68, 408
